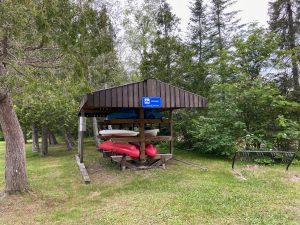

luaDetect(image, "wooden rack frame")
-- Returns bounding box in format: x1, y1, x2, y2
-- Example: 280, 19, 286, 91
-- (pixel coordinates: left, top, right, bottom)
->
76, 79, 207, 183
98, 109, 174, 168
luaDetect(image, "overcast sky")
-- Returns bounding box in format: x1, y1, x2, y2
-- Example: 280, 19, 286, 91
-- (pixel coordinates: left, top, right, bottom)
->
167, 0, 270, 32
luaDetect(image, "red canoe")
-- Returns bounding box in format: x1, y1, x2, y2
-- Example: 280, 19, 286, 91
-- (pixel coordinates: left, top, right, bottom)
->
99, 142, 158, 158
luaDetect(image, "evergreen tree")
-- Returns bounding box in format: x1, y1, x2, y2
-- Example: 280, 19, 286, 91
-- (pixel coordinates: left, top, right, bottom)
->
187, 0, 213, 95
209, 0, 242, 52
268, 0, 300, 95
188, 0, 212, 61
57, 3, 125, 89
140, 0, 183, 85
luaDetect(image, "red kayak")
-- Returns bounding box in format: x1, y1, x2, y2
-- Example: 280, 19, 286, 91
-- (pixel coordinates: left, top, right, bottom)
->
99, 141, 140, 158
99, 142, 158, 158
145, 144, 157, 157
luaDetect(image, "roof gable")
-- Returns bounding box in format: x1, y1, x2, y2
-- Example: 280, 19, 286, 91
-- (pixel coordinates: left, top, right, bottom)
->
79, 79, 207, 116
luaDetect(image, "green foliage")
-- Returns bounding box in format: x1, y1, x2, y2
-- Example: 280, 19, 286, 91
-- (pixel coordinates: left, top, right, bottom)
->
233, 28, 281, 78
188, 0, 211, 61
14, 75, 87, 137
140, 0, 185, 85
1, 0, 127, 143
209, 0, 243, 51
181, 76, 300, 155
175, 25, 299, 156
123, 0, 161, 74
268, 0, 300, 93
254, 157, 274, 165
275, 115, 300, 150
2, 0, 299, 160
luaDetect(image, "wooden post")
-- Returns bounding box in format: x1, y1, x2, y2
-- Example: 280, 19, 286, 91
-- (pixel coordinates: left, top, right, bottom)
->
78, 114, 86, 163
75, 155, 91, 184
169, 110, 173, 155
92, 117, 99, 148
139, 108, 146, 162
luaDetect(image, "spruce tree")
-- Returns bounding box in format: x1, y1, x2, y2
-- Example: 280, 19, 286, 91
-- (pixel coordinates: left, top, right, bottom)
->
187, 0, 213, 94
188, 0, 212, 61
140, 0, 183, 85
209, 0, 242, 52
268, 0, 300, 94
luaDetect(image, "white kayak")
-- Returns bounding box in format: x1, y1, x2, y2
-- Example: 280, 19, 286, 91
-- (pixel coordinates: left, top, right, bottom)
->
99, 130, 139, 137
144, 129, 159, 137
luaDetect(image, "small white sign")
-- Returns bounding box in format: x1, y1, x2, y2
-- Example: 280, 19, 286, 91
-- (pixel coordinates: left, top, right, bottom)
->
144, 97, 151, 104
79, 117, 86, 131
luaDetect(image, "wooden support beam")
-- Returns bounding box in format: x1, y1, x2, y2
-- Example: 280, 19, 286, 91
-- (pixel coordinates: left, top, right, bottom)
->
110, 136, 172, 143
169, 110, 173, 154
101, 118, 170, 125
111, 155, 134, 162
109, 153, 173, 171
92, 117, 99, 148
110, 156, 138, 170
78, 115, 86, 163
75, 155, 91, 184
139, 108, 146, 161
151, 153, 173, 161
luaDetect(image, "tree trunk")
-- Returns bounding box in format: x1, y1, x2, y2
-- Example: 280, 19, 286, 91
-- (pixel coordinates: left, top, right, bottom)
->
48, 131, 58, 145
64, 131, 74, 151
32, 124, 40, 152
286, 0, 299, 91
41, 127, 48, 156
22, 127, 28, 144
0, 92, 28, 193
216, 3, 223, 51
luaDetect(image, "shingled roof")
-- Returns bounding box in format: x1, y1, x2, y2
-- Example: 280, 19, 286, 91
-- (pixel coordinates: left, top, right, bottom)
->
79, 78, 207, 117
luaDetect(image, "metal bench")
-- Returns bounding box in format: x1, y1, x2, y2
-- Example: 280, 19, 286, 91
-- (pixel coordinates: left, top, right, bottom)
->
232, 150, 296, 171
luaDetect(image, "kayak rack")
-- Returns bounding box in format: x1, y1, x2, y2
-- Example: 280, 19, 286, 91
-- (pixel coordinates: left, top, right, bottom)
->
104, 153, 173, 171
97, 113, 174, 170
232, 150, 296, 171
76, 79, 208, 183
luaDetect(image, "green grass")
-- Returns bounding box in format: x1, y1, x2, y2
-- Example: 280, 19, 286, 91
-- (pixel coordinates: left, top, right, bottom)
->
0, 141, 300, 225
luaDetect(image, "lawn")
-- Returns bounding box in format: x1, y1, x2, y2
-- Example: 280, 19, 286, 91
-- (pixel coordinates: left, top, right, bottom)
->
0, 141, 300, 225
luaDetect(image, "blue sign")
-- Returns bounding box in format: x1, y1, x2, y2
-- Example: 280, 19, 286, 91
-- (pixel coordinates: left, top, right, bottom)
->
142, 97, 162, 108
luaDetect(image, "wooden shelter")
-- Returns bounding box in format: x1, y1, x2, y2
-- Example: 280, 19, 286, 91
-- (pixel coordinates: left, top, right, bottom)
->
77, 79, 207, 182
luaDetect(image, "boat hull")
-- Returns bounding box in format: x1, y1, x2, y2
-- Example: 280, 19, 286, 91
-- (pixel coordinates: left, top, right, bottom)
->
145, 144, 158, 157
99, 142, 158, 158
99, 141, 140, 158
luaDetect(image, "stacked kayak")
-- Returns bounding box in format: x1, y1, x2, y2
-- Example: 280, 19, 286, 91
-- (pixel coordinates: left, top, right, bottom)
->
106, 109, 162, 120
145, 144, 157, 157
99, 141, 157, 158
99, 130, 139, 138
99, 141, 140, 158
98, 128, 159, 157
144, 129, 159, 137
99, 129, 159, 138
107, 109, 137, 120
